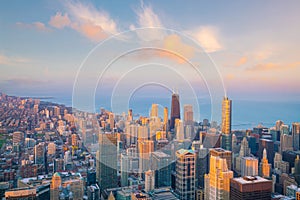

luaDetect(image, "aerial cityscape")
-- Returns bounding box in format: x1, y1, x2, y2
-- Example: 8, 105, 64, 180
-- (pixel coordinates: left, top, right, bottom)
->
1, 1, 300, 200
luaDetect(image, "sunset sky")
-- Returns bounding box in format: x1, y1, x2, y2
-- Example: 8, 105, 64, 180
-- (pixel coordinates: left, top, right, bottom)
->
1, 0, 300, 102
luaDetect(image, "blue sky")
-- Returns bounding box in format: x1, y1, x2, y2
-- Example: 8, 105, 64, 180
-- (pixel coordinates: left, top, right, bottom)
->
1, 0, 300, 102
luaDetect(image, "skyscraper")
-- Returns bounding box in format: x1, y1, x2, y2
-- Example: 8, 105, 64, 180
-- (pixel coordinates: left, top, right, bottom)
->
163, 107, 169, 131
230, 176, 272, 200
96, 133, 118, 191
221, 97, 232, 135
235, 137, 251, 173
127, 109, 133, 121
210, 148, 232, 170
176, 120, 185, 140
34, 143, 45, 165
183, 104, 193, 126
170, 92, 180, 130
175, 149, 196, 200
152, 151, 172, 188
138, 140, 154, 173
259, 148, 271, 179
144, 170, 155, 192
193, 144, 209, 188
221, 97, 232, 151
205, 155, 233, 200
241, 157, 258, 177
292, 122, 300, 151
108, 113, 115, 131
150, 104, 158, 118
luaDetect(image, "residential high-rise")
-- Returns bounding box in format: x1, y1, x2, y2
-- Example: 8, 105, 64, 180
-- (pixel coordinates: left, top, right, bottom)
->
205, 155, 233, 200
176, 120, 185, 140
175, 149, 196, 200
138, 140, 154, 173
54, 158, 64, 172
151, 104, 158, 118
71, 134, 78, 147
292, 122, 300, 151
48, 142, 56, 156
241, 157, 258, 177
53, 106, 60, 116
183, 104, 193, 126
259, 148, 271, 179
108, 113, 115, 131
96, 133, 118, 191
13, 131, 25, 144
230, 176, 272, 200
163, 107, 169, 131
280, 134, 293, 153
170, 92, 180, 130
127, 109, 133, 121
34, 143, 45, 165
145, 170, 155, 192
210, 148, 232, 170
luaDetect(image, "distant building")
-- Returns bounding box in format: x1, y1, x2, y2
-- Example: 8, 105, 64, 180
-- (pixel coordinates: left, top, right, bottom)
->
221, 97, 232, 135
221, 97, 232, 151
259, 148, 271, 179
34, 143, 45, 165
145, 170, 155, 192
170, 92, 180, 130
183, 104, 193, 126
292, 123, 300, 151
241, 157, 258, 177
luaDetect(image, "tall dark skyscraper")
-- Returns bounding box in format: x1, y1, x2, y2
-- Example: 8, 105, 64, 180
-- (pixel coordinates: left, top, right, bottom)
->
96, 133, 118, 192
170, 92, 180, 130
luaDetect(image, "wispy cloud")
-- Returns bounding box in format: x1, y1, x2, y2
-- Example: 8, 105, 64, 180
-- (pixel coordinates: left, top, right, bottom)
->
246, 62, 300, 71
48, 1, 118, 42
130, 3, 166, 42
16, 22, 50, 32
133, 3, 163, 28
160, 34, 195, 63
236, 56, 248, 66
188, 26, 223, 53
0, 54, 31, 66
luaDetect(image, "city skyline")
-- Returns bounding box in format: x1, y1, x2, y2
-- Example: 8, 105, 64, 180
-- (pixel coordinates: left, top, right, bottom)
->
1, 1, 300, 200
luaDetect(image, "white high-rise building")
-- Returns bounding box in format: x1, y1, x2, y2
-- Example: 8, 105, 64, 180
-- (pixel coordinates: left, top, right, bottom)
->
241, 157, 258, 176
145, 170, 155, 192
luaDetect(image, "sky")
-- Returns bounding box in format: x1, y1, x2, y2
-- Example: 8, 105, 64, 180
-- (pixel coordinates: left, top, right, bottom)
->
1, 0, 300, 104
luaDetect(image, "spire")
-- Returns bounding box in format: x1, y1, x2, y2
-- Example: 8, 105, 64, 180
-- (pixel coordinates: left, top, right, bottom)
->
108, 191, 115, 200
263, 148, 267, 159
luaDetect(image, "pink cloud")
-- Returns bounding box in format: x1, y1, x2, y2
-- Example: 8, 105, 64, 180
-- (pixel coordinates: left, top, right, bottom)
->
49, 12, 71, 29
16, 22, 50, 32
